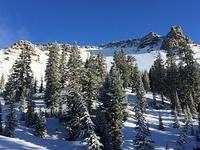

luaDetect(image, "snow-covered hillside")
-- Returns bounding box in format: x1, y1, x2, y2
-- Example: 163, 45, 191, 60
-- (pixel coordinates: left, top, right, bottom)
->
0, 90, 198, 150
1, 26, 200, 82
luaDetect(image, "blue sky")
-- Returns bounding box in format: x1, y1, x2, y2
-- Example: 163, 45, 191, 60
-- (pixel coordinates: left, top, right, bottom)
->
0, 0, 199, 47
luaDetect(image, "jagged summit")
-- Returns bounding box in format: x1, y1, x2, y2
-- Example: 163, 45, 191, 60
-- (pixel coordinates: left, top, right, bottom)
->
138, 32, 160, 48
161, 26, 193, 50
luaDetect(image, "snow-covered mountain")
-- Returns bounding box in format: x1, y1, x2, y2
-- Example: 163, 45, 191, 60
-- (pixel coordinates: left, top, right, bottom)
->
0, 26, 200, 81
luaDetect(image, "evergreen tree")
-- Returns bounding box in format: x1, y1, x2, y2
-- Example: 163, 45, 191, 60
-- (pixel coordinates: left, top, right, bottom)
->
133, 107, 154, 150
99, 63, 128, 150
60, 45, 68, 87
177, 122, 190, 150
39, 76, 44, 93
158, 112, 164, 130
82, 54, 103, 114
84, 130, 103, 150
65, 45, 86, 140
34, 110, 47, 138
0, 74, 5, 94
4, 101, 16, 137
135, 66, 146, 113
26, 99, 36, 127
4, 45, 33, 111
150, 54, 166, 105
45, 44, 61, 115
96, 53, 107, 82
142, 71, 150, 93
113, 49, 135, 89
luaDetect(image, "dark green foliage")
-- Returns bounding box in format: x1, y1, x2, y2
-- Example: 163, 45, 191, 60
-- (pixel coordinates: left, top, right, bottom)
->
4, 102, 16, 137
34, 110, 46, 138
82, 54, 106, 114
135, 66, 146, 113
149, 54, 166, 105
99, 63, 128, 150
113, 49, 135, 89
45, 44, 61, 115
4, 45, 33, 111
59, 45, 68, 87
26, 100, 36, 127
142, 71, 150, 92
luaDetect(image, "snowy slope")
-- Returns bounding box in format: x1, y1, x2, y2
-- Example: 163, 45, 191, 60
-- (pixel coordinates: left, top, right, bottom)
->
122, 90, 199, 150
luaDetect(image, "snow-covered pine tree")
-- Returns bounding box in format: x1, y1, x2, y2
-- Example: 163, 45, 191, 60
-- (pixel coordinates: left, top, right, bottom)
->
45, 44, 61, 116
99, 63, 128, 150
4, 101, 16, 137
177, 121, 190, 150
135, 65, 146, 113
39, 76, 44, 93
96, 53, 107, 82
0, 74, 5, 95
113, 49, 135, 89
82, 54, 102, 114
34, 109, 47, 138
25, 99, 36, 127
59, 45, 68, 87
3, 45, 33, 111
158, 112, 164, 130
0, 103, 3, 135
65, 44, 85, 140
133, 106, 154, 150
142, 70, 150, 93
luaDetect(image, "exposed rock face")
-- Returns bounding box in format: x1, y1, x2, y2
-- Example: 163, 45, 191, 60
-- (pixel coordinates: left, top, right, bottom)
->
138, 32, 160, 49
160, 26, 193, 51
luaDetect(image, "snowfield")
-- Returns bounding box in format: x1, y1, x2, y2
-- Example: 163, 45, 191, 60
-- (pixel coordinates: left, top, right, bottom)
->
0, 90, 199, 150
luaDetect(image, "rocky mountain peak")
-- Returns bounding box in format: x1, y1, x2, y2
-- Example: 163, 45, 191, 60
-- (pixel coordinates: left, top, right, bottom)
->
138, 32, 160, 49
160, 25, 192, 51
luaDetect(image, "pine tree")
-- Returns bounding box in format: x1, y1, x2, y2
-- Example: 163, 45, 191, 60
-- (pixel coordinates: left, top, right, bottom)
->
99, 63, 128, 150
34, 110, 47, 138
133, 107, 154, 150
135, 66, 146, 113
113, 49, 135, 89
158, 112, 164, 130
39, 76, 44, 93
3, 45, 33, 111
142, 71, 150, 93
96, 53, 107, 82
26, 99, 36, 127
177, 121, 190, 150
45, 44, 61, 116
84, 130, 103, 150
60, 45, 68, 87
0, 74, 5, 94
65, 45, 86, 140
0, 103, 3, 135
82, 54, 103, 114
150, 54, 166, 105
4, 101, 16, 137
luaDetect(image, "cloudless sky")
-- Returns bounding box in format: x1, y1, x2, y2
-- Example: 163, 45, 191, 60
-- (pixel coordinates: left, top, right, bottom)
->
0, 0, 199, 47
